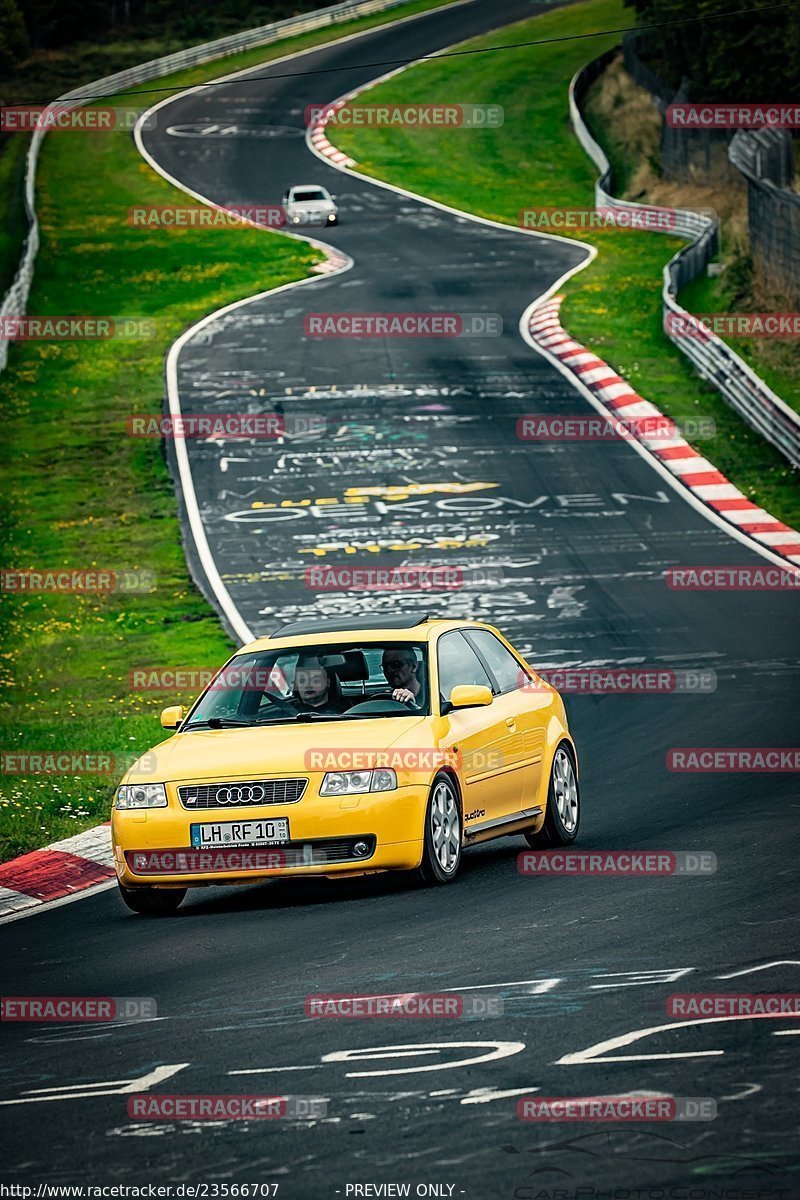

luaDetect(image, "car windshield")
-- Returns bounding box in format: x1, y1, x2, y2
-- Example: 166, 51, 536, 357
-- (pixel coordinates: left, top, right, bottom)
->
183, 642, 429, 728
293, 189, 327, 202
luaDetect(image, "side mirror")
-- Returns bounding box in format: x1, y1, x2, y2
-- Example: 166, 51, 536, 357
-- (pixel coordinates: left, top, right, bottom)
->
160, 705, 185, 730
448, 684, 493, 711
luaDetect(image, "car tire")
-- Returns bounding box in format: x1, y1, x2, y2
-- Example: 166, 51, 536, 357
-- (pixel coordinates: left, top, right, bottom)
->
524, 743, 579, 848
414, 773, 462, 885
118, 883, 186, 915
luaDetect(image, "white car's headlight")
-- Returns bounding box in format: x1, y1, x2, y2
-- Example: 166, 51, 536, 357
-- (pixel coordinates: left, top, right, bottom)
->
116, 783, 167, 809
320, 769, 397, 796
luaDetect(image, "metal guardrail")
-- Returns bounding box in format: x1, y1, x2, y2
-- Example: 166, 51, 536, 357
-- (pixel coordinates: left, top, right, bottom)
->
728, 128, 795, 189
0, 0, 422, 372
569, 51, 800, 470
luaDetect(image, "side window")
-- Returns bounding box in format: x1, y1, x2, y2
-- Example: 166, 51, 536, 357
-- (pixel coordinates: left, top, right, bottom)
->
464, 630, 530, 694
436, 632, 493, 707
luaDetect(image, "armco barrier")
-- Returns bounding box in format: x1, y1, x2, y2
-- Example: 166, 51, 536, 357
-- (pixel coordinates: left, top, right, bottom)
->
0, 0, 426, 373
569, 51, 800, 470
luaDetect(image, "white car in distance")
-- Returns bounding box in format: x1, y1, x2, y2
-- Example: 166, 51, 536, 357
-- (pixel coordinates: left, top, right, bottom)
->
283, 184, 338, 226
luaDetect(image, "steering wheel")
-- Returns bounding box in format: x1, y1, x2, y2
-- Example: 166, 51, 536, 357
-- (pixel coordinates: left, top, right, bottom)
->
254, 692, 297, 719
345, 698, 414, 716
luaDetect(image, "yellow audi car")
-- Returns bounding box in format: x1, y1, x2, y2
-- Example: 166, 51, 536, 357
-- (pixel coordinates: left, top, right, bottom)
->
112, 615, 580, 914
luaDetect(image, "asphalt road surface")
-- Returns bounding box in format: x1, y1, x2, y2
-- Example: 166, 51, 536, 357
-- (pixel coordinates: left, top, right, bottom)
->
2, 1, 799, 1196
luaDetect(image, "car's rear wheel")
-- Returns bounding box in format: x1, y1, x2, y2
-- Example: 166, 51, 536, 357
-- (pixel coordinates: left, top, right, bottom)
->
415, 773, 462, 885
524, 743, 579, 848
118, 883, 186, 915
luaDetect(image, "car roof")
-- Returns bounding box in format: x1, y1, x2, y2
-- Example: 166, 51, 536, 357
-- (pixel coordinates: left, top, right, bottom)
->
238, 617, 494, 654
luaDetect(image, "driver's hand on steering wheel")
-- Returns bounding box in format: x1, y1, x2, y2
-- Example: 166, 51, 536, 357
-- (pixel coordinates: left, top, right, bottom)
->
391, 687, 417, 704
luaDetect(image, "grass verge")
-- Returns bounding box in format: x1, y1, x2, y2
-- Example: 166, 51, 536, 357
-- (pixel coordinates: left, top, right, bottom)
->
332, 0, 799, 526
0, 0, 456, 296
583, 54, 800, 418
0, 0, 459, 863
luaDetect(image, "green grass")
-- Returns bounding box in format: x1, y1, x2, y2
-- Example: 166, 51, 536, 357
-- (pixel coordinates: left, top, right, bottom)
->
679, 268, 800, 418
0, 0, 459, 863
332, 0, 800, 526
0, 0, 457, 305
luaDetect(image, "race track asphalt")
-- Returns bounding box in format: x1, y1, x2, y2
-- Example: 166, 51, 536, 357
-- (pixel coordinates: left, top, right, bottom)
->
2, 2, 799, 1195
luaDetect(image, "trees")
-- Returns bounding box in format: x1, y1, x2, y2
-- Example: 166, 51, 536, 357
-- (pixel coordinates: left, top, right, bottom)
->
0, 0, 29, 73
624, 0, 800, 100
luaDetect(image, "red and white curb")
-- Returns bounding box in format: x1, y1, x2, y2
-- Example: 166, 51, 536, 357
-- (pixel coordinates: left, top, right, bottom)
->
311, 245, 351, 274
308, 99, 357, 168
0, 823, 114, 919
529, 296, 800, 566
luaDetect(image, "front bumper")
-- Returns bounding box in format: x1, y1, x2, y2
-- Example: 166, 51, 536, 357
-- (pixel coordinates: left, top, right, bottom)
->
288, 210, 336, 224
112, 782, 428, 887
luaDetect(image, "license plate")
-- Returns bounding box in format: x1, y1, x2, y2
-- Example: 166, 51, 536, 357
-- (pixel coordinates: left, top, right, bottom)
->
190, 818, 290, 849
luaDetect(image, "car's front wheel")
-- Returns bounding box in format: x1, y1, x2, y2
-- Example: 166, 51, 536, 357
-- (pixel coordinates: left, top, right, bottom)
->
415, 773, 462, 885
118, 883, 186, 915
524, 743, 579, 848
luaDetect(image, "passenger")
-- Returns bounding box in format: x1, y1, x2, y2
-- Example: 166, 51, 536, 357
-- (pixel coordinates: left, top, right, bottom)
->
291, 655, 350, 715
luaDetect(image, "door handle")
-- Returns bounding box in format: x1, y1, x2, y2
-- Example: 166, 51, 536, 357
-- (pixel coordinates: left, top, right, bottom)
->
505, 717, 516, 729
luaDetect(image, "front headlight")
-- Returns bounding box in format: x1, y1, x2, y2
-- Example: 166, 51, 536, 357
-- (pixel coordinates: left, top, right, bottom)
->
320, 769, 397, 796
116, 783, 167, 809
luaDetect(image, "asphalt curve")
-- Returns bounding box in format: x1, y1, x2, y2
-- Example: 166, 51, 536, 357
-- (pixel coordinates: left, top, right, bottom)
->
2, 1, 799, 1195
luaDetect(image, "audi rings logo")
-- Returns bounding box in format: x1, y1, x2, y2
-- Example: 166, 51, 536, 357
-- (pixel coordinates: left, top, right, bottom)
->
215, 784, 266, 805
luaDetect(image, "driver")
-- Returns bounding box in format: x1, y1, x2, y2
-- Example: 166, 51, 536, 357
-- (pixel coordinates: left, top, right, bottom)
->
380, 645, 422, 706
291, 654, 350, 715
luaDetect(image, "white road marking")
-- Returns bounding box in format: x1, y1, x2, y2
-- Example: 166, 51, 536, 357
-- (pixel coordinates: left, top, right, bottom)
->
446, 978, 561, 994
720, 1083, 763, 1099
229, 1064, 322, 1074
461, 1086, 540, 1105
588, 968, 695, 989
716, 961, 800, 978
555, 1013, 800, 1066
323, 1041, 526, 1077
0, 1063, 188, 1105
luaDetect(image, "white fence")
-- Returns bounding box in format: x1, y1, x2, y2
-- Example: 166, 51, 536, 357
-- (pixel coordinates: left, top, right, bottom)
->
569, 50, 800, 470
0, 0, 422, 371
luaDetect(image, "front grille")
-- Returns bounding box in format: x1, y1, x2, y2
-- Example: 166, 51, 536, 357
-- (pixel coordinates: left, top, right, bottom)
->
178, 778, 307, 809
280, 836, 376, 867
126, 836, 376, 875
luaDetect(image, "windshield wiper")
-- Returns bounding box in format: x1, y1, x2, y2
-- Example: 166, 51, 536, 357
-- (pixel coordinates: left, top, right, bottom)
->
183, 717, 253, 730
289, 712, 345, 722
